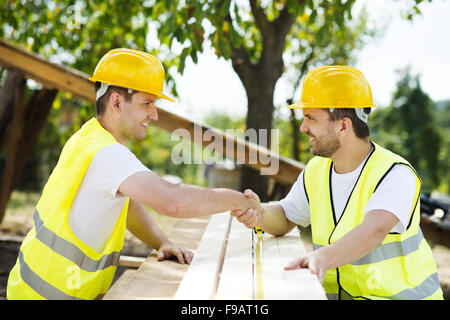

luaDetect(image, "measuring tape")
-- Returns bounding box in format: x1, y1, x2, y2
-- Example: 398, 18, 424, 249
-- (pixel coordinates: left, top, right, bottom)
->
253, 226, 264, 300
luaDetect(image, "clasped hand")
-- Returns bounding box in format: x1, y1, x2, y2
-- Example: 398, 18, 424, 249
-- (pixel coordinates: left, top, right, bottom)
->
231, 189, 264, 229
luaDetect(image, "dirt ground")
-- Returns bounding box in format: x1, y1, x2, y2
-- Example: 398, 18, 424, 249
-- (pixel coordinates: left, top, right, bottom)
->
1, 191, 449, 300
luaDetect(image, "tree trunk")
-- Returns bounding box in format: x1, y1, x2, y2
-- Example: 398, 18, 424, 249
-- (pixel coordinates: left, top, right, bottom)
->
239, 71, 276, 201
229, 3, 294, 201
290, 107, 300, 161
0, 69, 27, 224
0, 69, 57, 224
12, 88, 57, 191
0, 69, 25, 149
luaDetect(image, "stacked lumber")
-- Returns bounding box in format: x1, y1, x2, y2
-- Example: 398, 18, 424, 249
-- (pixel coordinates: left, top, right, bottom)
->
175, 213, 326, 300
105, 213, 326, 299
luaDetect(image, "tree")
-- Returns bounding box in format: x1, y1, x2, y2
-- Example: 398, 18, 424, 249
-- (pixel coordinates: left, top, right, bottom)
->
370, 68, 442, 192
434, 100, 450, 193
0, 0, 433, 203
148, 0, 375, 200
0, 0, 371, 201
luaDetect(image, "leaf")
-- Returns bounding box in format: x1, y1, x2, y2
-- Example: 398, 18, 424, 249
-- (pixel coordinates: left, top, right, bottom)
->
179, 47, 190, 74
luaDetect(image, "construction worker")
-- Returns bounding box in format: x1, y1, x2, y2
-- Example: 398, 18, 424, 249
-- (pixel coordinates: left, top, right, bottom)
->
7, 48, 263, 300
233, 66, 443, 300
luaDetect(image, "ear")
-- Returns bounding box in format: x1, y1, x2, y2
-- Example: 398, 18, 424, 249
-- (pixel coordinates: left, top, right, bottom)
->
108, 92, 122, 114
338, 117, 353, 137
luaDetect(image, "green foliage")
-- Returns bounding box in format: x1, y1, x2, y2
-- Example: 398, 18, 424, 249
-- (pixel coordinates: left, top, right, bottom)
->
204, 111, 245, 132
128, 126, 204, 185
272, 115, 313, 164
370, 68, 445, 193
1, 0, 436, 191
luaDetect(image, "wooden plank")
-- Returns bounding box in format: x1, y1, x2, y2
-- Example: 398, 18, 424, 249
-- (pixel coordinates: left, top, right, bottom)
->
0, 40, 94, 102
103, 216, 210, 299
255, 229, 327, 300
118, 255, 146, 269
420, 216, 450, 248
174, 212, 232, 300
157, 114, 304, 185
215, 218, 253, 300
276, 229, 327, 300
258, 234, 288, 300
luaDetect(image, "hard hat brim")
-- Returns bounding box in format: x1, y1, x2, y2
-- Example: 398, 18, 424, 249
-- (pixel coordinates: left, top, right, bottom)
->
287, 102, 376, 109
89, 78, 175, 102
154, 92, 175, 102
287, 102, 302, 109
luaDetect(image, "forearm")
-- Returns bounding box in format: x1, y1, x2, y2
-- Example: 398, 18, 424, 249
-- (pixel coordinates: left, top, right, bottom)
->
315, 210, 397, 270
259, 203, 296, 236
171, 184, 251, 218
126, 199, 172, 250
119, 171, 257, 218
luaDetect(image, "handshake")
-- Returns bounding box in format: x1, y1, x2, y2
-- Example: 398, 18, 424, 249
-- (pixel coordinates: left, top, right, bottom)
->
230, 189, 264, 229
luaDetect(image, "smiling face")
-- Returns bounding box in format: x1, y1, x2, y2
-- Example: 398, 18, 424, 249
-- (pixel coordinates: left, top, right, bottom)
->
118, 91, 158, 142
300, 108, 341, 158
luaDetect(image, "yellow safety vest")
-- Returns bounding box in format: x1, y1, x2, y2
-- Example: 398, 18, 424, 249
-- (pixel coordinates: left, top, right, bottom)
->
7, 117, 129, 300
304, 142, 443, 300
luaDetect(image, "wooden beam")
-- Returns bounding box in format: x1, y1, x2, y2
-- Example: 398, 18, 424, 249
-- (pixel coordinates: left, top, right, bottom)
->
420, 216, 450, 248
118, 255, 146, 269
0, 40, 94, 102
274, 229, 327, 299
174, 214, 326, 300
174, 212, 232, 300
215, 218, 254, 299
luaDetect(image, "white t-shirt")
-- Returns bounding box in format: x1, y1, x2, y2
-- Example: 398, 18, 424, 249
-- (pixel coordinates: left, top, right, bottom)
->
279, 153, 417, 234
67, 144, 151, 253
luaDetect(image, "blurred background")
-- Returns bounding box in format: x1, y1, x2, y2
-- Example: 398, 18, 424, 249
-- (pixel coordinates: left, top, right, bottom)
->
0, 0, 449, 299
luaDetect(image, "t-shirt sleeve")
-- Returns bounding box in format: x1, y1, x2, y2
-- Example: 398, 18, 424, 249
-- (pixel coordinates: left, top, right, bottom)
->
278, 171, 311, 227
364, 164, 418, 233
90, 144, 151, 197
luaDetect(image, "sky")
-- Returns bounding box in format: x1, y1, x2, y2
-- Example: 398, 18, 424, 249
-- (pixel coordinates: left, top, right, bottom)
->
157, 0, 450, 123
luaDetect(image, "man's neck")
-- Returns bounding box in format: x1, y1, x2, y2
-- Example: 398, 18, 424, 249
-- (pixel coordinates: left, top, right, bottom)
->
331, 138, 372, 174
96, 115, 127, 145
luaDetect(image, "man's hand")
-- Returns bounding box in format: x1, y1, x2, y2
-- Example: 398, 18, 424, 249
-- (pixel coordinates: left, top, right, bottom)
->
157, 242, 194, 265
284, 251, 327, 284
231, 189, 264, 229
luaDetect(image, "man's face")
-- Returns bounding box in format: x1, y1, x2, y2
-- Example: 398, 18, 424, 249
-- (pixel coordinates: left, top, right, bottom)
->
120, 91, 158, 141
300, 108, 341, 158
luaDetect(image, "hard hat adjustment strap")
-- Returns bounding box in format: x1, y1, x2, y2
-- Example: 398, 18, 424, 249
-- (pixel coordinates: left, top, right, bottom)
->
96, 82, 110, 100
329, 108, 368, 123
96, 83, 133, 100
355, 108, 368, 123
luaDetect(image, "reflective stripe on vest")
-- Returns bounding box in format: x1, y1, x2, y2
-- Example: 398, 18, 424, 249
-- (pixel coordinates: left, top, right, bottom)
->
387, 272, 440, 300
313, 229, 425, 266
18, 250, 104, 300
33, 209, 120, 272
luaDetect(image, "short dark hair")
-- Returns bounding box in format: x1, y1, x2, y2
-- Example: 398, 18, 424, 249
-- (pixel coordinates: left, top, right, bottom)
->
324, 108, 371, 138
94, 82, 134, 116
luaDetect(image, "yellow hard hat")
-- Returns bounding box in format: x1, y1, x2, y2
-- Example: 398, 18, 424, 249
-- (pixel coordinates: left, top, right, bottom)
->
89, 48, 174, 102
288, 66, 375, 109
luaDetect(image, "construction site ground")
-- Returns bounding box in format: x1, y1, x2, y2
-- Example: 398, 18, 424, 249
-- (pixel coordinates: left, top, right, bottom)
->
1, 191, 449, 300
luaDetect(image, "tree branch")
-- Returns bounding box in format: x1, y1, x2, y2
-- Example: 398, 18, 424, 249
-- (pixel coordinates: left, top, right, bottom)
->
270, 4, 295, 56
249, 0, 270, 38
